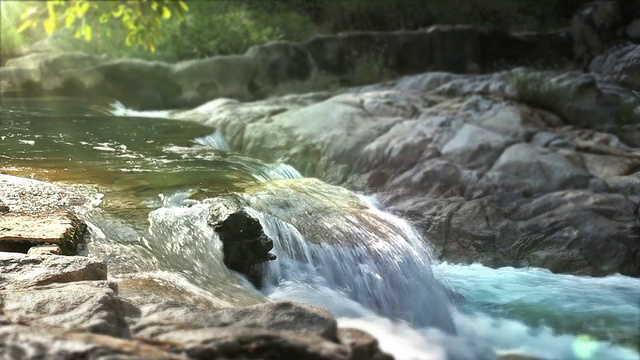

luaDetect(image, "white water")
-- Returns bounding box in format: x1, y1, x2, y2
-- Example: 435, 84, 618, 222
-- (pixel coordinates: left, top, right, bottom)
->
89, 104, 640, 359
108, 100, 173, 118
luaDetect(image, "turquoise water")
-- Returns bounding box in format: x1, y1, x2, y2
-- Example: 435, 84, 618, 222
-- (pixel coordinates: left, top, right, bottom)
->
1, 97, 638, 360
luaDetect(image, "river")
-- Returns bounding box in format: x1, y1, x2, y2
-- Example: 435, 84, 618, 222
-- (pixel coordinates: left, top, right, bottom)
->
1, 97, 638, 360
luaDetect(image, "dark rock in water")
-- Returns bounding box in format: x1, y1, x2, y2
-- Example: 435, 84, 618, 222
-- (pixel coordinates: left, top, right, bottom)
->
208, 198, 276, 286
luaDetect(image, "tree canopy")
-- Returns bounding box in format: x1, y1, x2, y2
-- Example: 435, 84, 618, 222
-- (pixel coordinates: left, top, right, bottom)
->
18, 0, 189, 52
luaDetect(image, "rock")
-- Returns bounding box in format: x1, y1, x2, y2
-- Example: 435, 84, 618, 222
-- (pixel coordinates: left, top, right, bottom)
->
1, 25, 573, 109
0, 252, 107, 289
571, 1, 625, 68
441, 124, 513, 170
627, 19, 640, 38
0, 326, 187, 360
1, 281, 125, 337
132, 301, 337, 340
590, 44, 640, 86
0, 174, 89, 255
0, 252, 390, 360
174, 69, 640, 277
338, 328, 393, 360
487, 143, 592, 194
208, 198, 276, 286
171, 55, 258, 106
26, 244, 61, 256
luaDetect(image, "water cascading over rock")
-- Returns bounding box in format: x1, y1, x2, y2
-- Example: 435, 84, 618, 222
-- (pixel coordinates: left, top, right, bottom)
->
207, 178, 457, 334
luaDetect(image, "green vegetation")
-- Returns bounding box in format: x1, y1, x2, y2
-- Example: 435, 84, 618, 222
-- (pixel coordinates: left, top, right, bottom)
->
511, 71, 640, 130
511, 72, 567, 116
1, 0, 593, 64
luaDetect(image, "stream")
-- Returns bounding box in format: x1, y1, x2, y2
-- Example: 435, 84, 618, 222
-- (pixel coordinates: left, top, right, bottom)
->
1, 97, 638, 360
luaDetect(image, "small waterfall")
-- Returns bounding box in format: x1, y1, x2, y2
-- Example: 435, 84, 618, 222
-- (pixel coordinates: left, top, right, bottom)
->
193, 130, 231, 151
255, 163, 303, 181
249, 193, 457, 334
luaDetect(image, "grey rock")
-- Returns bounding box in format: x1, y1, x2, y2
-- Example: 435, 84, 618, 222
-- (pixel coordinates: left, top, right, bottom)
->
441, 124, 513, 170
0, 252, 107, 289
132, 301, 337, 340
627, 19, 640, 38
1, 281, 125, 337
488, 143, 592, 194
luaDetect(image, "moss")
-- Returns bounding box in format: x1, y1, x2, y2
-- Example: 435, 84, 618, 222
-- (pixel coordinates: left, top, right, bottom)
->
59, 213, 87, 256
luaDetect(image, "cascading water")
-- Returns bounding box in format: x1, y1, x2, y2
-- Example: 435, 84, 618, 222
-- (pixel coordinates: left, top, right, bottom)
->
253, 205, 456, 333
2, 98, 638, 360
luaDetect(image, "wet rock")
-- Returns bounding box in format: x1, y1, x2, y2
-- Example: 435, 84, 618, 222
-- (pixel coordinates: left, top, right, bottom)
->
176, 69, 640, 277
0, 174, 89, 254
1, 280, 125, 337
338, 328, 394, 360
0, 252, 107, 289
208, 198, 276, 286
0, 326, 187, 360
132, 301, 337, 340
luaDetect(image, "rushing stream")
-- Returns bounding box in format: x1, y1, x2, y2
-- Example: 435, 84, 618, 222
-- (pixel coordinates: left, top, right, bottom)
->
1, 97, 638, 360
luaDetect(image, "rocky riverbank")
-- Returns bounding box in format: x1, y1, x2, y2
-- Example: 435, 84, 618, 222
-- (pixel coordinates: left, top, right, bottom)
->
0, 175, 391, 359
169, 65, 640, 277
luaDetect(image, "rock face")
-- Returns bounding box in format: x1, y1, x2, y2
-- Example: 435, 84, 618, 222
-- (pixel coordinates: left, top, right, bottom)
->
0, 25, 572, 110
172, 69, 640, 277
0, 175, 89, 255
0, 252, 391, 359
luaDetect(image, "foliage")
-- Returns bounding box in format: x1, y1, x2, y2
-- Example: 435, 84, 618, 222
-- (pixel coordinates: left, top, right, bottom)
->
3, 0, 595, 64
511, 71, 640, 131
18, 0, 188, 52
511, 72, 568, 116
160, 1, 316, 61
309, 0, 593, 33
0, 1, 43, 64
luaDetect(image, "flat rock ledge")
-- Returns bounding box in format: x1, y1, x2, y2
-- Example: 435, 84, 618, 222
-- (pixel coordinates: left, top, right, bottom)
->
0, 251, 392, 360
0, 174, 88, 255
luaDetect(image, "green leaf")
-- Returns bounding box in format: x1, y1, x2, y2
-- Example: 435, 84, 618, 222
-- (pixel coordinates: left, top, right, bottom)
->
125, 32, 135, 46
147, 41, 156, 53
162, 6, 171, 20
44, 18, 56, 35
151, 2, 159, 11
21, 6, 38, 20
78, 1, 91, 17
99, 13, 110, 24
178, 1, 189, 11
66, 13, 77, 28
83, 24, 92, 41
17, 19, 35, 33
112, 4, 125, 18
74, 29, 82, 39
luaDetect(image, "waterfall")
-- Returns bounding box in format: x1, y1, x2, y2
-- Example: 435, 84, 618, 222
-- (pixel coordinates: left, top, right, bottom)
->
249, 195, 457, 334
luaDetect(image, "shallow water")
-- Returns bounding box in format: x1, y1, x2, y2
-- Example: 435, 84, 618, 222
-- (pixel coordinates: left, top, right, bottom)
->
1, 98, 638, 360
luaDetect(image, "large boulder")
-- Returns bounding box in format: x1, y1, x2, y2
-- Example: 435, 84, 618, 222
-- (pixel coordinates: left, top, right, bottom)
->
172, 70, 640, 277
